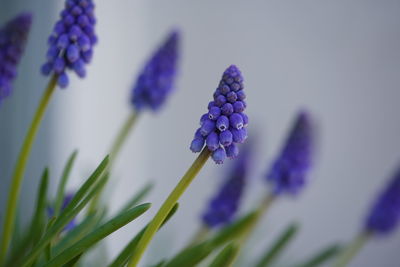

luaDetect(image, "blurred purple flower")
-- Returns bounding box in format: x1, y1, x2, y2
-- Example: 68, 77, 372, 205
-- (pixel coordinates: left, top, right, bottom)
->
266, 111, 314, 195
365, 169, 400, 235
131, 30, 180, 112
202, 145, 251, 228
190, 65, 248, 164
0, 13, 32, 103
48, 193, 76, 231
41, 0, 97, 88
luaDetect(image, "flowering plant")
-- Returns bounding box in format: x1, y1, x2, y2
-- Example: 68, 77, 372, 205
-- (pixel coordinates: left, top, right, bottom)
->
0, 1, 399, 267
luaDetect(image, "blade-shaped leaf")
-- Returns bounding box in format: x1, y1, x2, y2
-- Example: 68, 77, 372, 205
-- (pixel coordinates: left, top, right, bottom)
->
21, 160, 109, 267
163, 211, 258, 267
108, 203, 179, 267
255, 222, 299, 267
209, 243, 239, 267
296, 244, 341, 267
43, 203, 151, 267
55, 150, 78, 216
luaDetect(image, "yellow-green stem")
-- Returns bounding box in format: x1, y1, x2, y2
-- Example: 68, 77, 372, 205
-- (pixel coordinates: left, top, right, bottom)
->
335, 232, 370, 267
189, 225, 210, 246
0, 75, 57, 263
88, 112, 139, 214
109, 112, 138, 163
128, 148, 211, 267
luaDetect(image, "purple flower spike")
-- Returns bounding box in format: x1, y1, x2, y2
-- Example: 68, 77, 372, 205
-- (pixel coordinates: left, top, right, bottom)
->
266, 111, 314, 195
365, 168, 400, 235
202, 146, 252, 227
0, 13, 32, 103
190, 65, 248, 164
131, 30, 180, 112
42, 0, 97, 88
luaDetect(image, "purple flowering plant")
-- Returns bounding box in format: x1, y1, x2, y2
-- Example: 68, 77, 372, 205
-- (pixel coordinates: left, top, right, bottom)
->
0, 2, 398, 267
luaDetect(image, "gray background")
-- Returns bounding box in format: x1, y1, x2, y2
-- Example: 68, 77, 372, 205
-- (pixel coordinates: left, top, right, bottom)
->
1, 1, 400, 266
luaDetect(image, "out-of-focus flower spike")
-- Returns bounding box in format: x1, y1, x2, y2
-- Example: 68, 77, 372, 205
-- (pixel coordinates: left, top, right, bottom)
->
0, 13, 32, 103
365, 169, 400, 235
131, 30, 180, 112
190, 65, 248, 164
266, 111, 314, 195
202, 144, 252, 227
41, 0, 97, 88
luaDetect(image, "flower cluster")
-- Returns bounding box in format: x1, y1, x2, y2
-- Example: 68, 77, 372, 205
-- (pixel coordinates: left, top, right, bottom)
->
190, 65, 248, 164
41, 0, 97, 88
131, 30, 180, 112
0, 13, 32, 103
266, 111, 314, 195
365, 169, 400, 234
202, 146, 251, 228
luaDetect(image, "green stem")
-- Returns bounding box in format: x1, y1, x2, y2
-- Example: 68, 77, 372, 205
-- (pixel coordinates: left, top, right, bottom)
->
109, 112, 138, 163
88, 112, 139, 214
0, 75, 57, 263
189, 225, 210, 246
128, 148, 211, 267
335, 232, 370, 267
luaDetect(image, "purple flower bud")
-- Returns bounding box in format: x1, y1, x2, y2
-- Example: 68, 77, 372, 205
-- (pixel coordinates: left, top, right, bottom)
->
212, 147, 226, 164
221, 103, 234, 116
42, 0, 97, 88
47, 192, 77, 231
58, 72, 69, 88
131, 30, 180, 112
237, 90, 246, 100
219, 130, 233, 147
194, 128, 203, 139
215, 95, 227, 107
231, 128, 247, 143
67, 44, 80, 62
266, 111, 314, 195
200, 119, 215, 136
191, 65, 248, 164
216, 115, 229, 132
0, 13, 32, 103
365, 169, 400, 235
202, 145, 252, 227
233, 101, 245, 113
200, 113, 209, 125
220, 84, 230, 94
206, 132, 220, 151
226, 91, 237, 103
53, 57, 66, 74
230, 113, 244, 129
190, 138, 205, 153
226, 143, 239, 159
69, 25, 82, 41
208, 106, 221, 120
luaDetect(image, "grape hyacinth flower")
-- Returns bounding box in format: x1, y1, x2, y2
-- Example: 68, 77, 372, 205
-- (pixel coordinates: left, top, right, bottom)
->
48, 193, 77, 231
0, 13, 32, 103
190, 65, 248, 164
365, 168, 400, 235
41, 0, 97, 88
202, 146, 251, 228
131, 30, 180, 112
266, 111, 314, 195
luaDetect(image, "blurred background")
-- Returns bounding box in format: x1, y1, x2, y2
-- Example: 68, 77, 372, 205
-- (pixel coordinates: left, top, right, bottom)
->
1, 0, 400, 266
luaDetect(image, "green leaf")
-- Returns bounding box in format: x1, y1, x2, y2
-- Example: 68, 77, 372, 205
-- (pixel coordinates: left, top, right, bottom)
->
108, 203, 179, 267
53, 214, 100, 255
21, 158, 109, 267
209, 243, 239, 267
43, 203, 151, 267
296, 244, 342, 267
31, 168, 50, 245
117, 182, 154, 214
55, 150, 78, 216
255, 222, 299, 267
164, 211, 258, 267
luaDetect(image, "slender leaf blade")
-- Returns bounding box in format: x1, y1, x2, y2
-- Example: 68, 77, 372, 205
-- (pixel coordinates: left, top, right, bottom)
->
209, 243, 239, 267
296, 244, 342, 267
